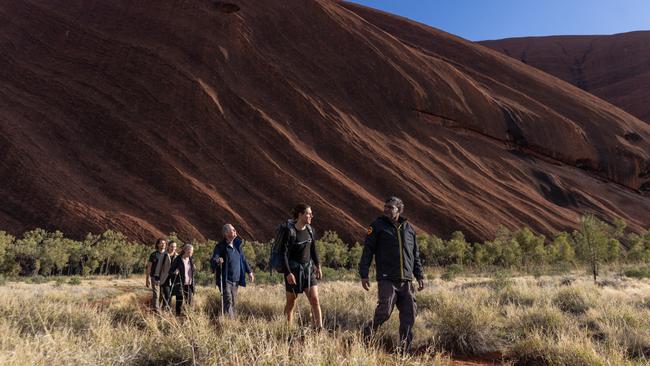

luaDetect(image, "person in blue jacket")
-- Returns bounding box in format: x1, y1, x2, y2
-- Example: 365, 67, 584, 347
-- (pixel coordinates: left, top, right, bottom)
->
211, 224, 255, 317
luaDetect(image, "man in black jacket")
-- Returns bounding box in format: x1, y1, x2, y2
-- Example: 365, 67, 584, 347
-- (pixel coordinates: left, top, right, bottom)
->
145, 238, 169, 313
359, 196, 424, 352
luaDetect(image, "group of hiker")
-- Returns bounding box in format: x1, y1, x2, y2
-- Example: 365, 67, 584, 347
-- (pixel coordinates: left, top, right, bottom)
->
145, 239, 195, 315
145, 196, 424, 351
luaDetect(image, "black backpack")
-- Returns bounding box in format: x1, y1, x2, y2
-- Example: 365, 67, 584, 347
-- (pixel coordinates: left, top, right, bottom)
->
269, 220, 314, 274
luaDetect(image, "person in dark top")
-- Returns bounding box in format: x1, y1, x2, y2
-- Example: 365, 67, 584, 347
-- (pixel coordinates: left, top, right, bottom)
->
359, 196, 425, 353
210, 224, 254, 318
145, 238, 168, 312
161, 240, 180, 312
280, 203, 323, 328
170, 244, 196, 316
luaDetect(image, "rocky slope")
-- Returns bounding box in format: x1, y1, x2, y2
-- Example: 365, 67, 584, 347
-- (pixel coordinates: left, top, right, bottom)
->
481, 31, 650, 124
0, 0, 648, 243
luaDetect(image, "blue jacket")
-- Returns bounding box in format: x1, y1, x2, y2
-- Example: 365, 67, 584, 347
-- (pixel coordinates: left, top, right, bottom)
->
211, 236, 252, 288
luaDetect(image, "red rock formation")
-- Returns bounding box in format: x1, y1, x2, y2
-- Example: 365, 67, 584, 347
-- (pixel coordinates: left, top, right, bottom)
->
480, 31, 650, 124
0, 0, 648, 243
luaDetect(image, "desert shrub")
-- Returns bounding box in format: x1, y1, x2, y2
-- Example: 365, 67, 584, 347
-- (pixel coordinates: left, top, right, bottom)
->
509, 307, 565, 336
109, 304, 148, 329
623, 266, 650, 279
508, 332, 607, 366
441, 264, 463, 281
490, 270, 513, 291
589, 305, 650, 359
553, 287, 592, 315
432, 297, 503, 355
194, 270, 214, 286
497, 286, 535, 307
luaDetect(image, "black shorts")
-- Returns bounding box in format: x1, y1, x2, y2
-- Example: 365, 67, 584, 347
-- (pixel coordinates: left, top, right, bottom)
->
284, 262, 317, 294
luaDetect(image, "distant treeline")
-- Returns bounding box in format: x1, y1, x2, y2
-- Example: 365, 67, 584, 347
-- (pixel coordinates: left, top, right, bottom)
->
0, 215, 648, 278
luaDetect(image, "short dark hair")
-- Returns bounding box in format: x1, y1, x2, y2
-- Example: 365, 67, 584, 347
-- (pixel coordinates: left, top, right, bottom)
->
291, 203, 311, 220
385, 196, 404, 214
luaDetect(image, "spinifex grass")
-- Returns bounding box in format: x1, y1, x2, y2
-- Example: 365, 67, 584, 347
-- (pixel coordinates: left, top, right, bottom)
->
1, 274, 649, 365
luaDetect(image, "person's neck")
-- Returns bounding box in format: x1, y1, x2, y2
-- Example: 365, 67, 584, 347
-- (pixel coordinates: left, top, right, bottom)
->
385, 215, 399, 224
295, 220, 307, 230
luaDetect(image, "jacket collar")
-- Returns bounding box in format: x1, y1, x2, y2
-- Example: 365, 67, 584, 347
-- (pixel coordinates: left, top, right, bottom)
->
220, 236, 242, 248
378, 215, 407, 226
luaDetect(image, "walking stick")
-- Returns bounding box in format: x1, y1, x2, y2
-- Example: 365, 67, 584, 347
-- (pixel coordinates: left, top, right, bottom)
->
220, 258, 225, 316
170, 272, 180, 304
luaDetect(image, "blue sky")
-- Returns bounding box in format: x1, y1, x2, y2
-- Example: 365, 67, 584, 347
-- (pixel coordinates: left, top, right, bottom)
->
347, 0, 650, 41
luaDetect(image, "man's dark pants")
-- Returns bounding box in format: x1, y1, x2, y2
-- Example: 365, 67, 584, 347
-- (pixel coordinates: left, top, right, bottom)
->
162, 283, 180, 311
176, 285, 193, 316
222, 282, 239, 317
364, 280, 417, 350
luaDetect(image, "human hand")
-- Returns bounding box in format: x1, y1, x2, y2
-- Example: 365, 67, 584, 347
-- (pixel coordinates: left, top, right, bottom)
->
361, 278, 370, 291
315, 266, 322, 280
216, 257, 224, 265
286, 273, 296, 285
249, 272, 255, 283
417, 279, 425, 291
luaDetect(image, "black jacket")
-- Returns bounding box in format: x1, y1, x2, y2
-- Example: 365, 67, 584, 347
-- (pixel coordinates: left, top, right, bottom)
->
162, 253, 179, 287
170, 255, 195, 293
359, 216, 423, 281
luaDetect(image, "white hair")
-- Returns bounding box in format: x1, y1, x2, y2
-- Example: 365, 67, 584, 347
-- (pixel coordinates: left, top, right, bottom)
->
222, 224, 235, 234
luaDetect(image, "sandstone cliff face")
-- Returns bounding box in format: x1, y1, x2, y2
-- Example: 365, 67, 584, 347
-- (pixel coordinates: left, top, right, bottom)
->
0, 0, 648, 243
481, 31, 650, 124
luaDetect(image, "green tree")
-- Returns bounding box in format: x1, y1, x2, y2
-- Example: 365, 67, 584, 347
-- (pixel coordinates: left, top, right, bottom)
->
573, 214, 610, 283
626, 231, 650, 263
39, 231, 69, 275
316, 231, 348, 268
547, 232, 575, 264
348, 242, 363, 270
445, 231, 469, 265
0, 231, 15, 274
500, 238, 523, 267
13, 229, 47, 276
417, 234, 445, 266
514, 228, 547, 265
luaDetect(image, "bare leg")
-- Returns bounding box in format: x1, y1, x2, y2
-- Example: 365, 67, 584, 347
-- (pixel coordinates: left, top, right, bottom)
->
306, 285, 322, 328
284, 291, 298, 324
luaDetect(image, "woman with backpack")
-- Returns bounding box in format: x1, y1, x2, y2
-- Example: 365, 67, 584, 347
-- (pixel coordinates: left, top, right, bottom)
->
280, 203, 323, 329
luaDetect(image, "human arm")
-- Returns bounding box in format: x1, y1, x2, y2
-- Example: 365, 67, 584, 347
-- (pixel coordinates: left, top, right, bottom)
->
241, 242, 254, 283
412, 229, 424, 291
210, 243, 223, 272
310, 234, 322, 280
359, 224, 378, 291
279, 227, 296, 285
145, 261, 151, 287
